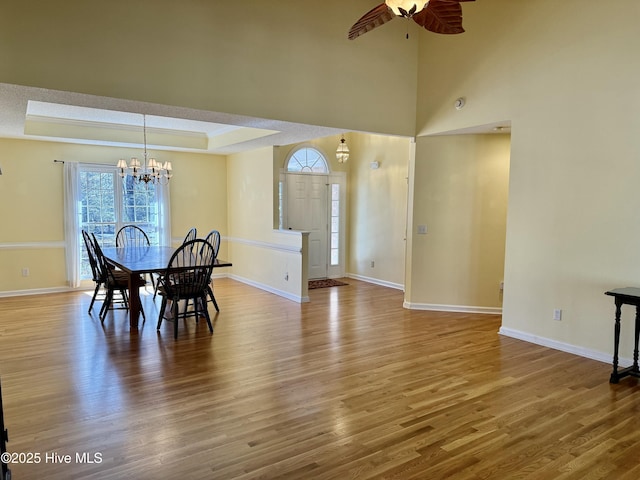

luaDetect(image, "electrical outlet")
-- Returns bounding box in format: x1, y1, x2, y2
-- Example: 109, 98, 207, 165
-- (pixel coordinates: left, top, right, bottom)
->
499, 281, 504, 291
370, 261, 375, 268
284, 272, 289, 281
553, 309, 562, 321
21, 267, 29, 277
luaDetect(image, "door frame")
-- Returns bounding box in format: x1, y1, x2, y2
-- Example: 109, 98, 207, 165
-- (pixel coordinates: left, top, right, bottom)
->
280, 170, 346, 279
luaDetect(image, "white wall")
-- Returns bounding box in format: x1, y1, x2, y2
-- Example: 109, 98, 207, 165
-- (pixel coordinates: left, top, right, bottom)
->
226, 147, 307, 302
407, 134, 510, 312
414, 0, 640, 360
347, 133, 411, 289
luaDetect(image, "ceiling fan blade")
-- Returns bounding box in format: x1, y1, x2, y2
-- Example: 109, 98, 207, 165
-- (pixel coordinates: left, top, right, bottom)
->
348, 3, 395, 40
412, 0, 475, 35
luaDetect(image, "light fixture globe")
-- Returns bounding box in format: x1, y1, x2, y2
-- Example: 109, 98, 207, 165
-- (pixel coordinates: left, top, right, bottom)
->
336, 136, 350, 164
385, 0, 428, 17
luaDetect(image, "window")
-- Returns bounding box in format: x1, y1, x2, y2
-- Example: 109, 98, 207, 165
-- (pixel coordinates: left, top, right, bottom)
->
278, 181, 284, 230
330, 183, 340, 266
286, 147, 329, 173
78, 165, 169, 280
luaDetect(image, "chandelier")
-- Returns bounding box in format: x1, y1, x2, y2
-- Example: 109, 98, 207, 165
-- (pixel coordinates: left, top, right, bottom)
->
336, 135, 350, 163
117, 114, 172, 184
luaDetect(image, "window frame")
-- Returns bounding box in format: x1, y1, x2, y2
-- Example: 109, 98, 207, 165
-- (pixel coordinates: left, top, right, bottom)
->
285, 146, 330, 174
77, 163, 170, 280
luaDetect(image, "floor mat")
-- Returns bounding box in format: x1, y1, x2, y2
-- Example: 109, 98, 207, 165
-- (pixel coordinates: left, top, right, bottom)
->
308, 279, 349, 289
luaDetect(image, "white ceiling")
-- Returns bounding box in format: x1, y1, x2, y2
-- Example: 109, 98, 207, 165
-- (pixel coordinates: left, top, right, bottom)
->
0, 83, 348, 155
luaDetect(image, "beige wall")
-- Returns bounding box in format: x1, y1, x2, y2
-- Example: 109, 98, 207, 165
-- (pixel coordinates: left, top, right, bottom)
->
0, 138, 227, 292
347, 133, 410, 288
226, 147, 307, 302
414, 0, 640, 358
0, 0, 418, 136
168, 152, 228, 245
407, 134, 510, 310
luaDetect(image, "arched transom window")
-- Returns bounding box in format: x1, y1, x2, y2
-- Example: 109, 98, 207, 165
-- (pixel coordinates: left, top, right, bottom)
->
286, 147, 329, 173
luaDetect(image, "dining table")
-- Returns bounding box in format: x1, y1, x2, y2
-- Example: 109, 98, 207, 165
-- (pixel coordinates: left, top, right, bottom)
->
100, 245, 232, 329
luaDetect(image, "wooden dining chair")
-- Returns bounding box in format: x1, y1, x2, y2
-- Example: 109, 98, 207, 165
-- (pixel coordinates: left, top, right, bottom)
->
202, 229, 221, 312
183, 227, 197, 244
153, 227, 198, 299
116, 225, 150, 248
81, 230, 105, 313
156, 238, 215, 339
116, 225, 155, 288
91, 233, 146, 322
203, 229, 220, 258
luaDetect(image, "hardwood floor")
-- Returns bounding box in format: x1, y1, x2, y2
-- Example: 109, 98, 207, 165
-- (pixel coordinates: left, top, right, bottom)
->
0, 278, 639, 479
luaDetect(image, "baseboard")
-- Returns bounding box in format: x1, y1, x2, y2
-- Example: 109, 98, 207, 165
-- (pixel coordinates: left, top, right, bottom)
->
228, 274, 309, 303
345, 274, 500, 315
403, 301, 502, 315
346, 273, 404, 291
498, 326, 624, 366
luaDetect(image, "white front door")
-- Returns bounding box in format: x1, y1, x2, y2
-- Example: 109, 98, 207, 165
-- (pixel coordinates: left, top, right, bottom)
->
286, 174, 328, 279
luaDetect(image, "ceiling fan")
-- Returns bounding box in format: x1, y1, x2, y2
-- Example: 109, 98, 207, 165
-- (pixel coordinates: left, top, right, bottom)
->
348, 0, 475, 40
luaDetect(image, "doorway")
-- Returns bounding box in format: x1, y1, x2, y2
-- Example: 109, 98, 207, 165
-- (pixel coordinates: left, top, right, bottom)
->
281, 146, 346, 280
286, 173, 329, 279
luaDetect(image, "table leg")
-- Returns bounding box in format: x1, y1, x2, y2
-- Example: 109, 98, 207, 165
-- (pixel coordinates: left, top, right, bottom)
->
610, 299, 623, 383
127, 273, 141, 330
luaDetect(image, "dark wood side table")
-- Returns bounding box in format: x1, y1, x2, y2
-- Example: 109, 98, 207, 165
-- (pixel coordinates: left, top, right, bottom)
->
605, 287, 640, 383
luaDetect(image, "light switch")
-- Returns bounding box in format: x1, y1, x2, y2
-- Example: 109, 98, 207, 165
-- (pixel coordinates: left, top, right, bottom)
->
417, 225, 427, 235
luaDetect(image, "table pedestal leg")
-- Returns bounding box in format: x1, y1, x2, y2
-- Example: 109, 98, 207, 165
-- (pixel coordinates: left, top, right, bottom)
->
128, 274, 141, 330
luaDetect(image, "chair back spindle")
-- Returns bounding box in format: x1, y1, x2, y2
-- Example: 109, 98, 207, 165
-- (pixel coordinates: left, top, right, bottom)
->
183, 227, 197, 245
116, 225, 151, 248
203, 230, 221, 258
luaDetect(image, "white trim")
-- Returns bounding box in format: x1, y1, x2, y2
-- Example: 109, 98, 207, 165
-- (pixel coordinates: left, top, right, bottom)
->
403, 301, 502, 315
0, 241, 65, 249
0, 286, 79, 298
229, 274, 309, 303
498, 326, 622, 366
347, 273, 404, 291
273, 228, 307, 237
226, 236, 302, 254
